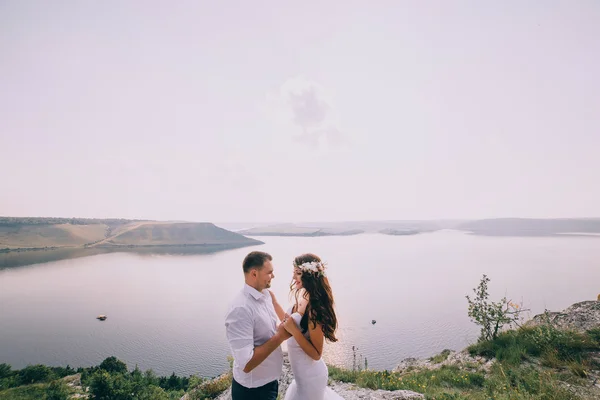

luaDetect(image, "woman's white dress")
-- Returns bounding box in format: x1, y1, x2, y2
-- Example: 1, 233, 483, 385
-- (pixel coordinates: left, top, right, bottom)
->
284, 308, 343, 400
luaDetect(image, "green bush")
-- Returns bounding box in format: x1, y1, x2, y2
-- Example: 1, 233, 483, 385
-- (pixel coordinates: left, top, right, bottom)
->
89, 370, 133, 400
0, 357, 193, 400
98, 357, 128, 374
137, 384, 170, 400
45, 379, 71, 400
0, 364, 13, 379
17, 365, 55, 385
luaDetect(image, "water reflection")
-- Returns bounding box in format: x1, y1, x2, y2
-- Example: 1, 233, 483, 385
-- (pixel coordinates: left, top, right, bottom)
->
0, 243, 257, 269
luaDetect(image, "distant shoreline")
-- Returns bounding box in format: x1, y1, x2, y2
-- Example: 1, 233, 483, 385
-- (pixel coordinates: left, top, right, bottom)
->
238, 218, 600, 238
4, 217, 600, 268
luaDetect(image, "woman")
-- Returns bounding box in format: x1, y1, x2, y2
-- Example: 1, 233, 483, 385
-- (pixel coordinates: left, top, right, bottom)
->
270, 253, 343, 400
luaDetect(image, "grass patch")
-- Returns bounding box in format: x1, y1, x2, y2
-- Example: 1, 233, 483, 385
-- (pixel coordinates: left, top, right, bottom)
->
328, 362, 576, 400
328, 364, 484, 395
188, 372, 232, 400
327, 323, 600, 400
586, 328, 600, 342
429, 349, 452, 364
0, 383, 48, 400
483, 363, 574, 400
468, 325, 600, 369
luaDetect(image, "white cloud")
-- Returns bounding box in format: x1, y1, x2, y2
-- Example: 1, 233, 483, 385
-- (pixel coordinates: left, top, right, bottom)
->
266, 76, 347, 149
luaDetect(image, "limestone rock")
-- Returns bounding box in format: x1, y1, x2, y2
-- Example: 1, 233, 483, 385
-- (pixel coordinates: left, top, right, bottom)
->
394, 349, 493, 374
526, 301, 600, 332
328, 382, 424, 399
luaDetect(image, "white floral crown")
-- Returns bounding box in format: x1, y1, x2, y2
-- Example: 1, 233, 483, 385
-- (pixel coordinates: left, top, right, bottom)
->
294, 260, 327, 277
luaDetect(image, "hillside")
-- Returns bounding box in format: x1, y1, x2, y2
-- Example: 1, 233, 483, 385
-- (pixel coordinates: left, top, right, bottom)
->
0, 223, 109, 249
0, 218, 263, 268
94, 222, 262, 247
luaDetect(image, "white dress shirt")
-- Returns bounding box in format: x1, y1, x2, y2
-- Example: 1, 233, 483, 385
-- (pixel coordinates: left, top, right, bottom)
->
225, 284, 283, 388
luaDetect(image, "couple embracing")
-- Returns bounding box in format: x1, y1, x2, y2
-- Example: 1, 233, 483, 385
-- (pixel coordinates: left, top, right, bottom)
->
225, 251, 343, 400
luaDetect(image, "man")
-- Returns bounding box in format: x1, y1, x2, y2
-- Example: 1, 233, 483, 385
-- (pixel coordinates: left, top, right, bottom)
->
225, 251, 290, 400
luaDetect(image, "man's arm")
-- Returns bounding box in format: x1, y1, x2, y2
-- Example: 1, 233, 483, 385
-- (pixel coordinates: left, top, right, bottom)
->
225, 307, 290, 374
242, 324, 289, 373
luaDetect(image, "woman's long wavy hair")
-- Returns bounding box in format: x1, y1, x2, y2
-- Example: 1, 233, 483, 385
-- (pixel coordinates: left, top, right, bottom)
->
290, 253, 338, 342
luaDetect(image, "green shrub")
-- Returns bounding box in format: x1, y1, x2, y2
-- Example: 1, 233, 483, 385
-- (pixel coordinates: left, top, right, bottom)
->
98, 357, 128, 374
0, 364, 13, 380
137, 384, 170, 400
17, 365, 55, 385
88, 370, 133, 400
466, 275, 527, 342
45, 379, 71, 400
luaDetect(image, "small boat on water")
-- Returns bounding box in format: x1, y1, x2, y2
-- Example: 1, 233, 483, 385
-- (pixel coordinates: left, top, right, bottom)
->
371, 319, 376, 325
96, 315, 107, 321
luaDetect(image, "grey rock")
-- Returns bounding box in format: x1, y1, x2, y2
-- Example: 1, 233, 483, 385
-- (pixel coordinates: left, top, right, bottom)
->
329, 382, 424, 399
526, 301, 600, 332
394, 350, 493, 374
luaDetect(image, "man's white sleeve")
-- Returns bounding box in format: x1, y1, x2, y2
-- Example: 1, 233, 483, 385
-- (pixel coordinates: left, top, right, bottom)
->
225, 306, 254, 369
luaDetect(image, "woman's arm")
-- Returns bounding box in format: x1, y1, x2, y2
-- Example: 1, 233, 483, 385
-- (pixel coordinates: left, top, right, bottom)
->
282, 312, 324, 361
268, 290, 286, 321
296, 293, 309, 315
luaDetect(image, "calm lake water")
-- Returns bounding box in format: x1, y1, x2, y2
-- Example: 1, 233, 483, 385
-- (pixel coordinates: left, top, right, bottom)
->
1, 231, 599, 377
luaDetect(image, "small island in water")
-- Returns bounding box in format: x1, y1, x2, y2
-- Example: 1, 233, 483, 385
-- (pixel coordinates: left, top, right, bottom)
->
0, 217, 262, 268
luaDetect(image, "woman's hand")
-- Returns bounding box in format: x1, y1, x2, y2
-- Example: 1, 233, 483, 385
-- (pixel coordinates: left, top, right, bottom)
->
282, 315, 298, 335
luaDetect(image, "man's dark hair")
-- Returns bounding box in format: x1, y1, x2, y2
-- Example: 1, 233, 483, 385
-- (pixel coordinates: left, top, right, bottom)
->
242, 251, 272, 273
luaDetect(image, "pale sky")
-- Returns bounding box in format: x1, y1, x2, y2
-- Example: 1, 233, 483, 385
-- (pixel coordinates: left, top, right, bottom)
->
1, 1, 599, 222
